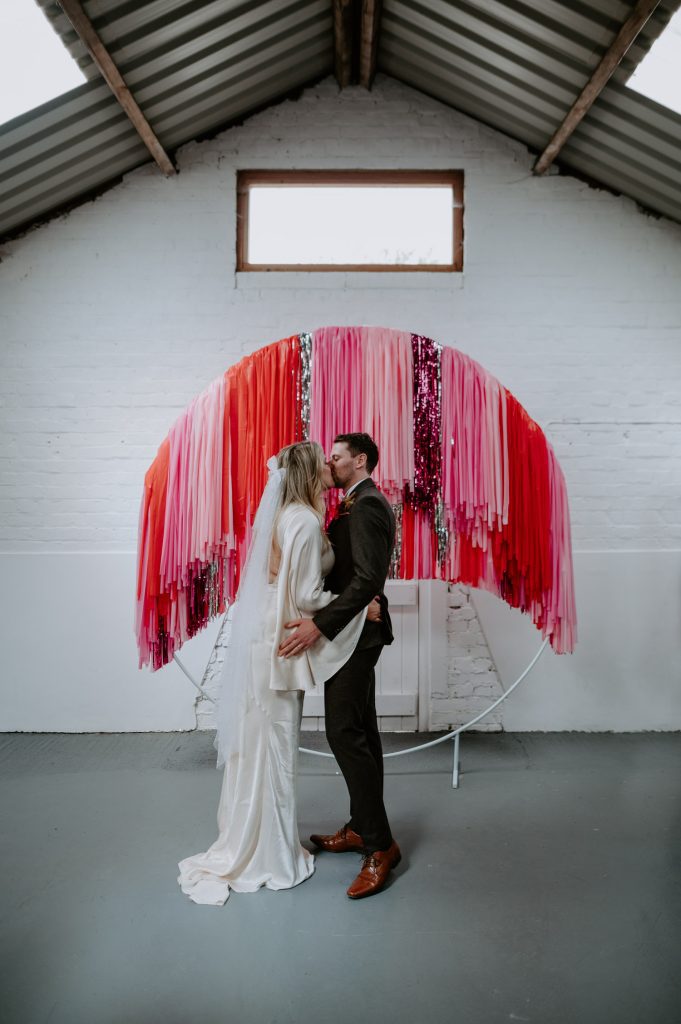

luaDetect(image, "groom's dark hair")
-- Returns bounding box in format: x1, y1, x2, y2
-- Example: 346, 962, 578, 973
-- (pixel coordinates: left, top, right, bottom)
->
334, 432, 379, 474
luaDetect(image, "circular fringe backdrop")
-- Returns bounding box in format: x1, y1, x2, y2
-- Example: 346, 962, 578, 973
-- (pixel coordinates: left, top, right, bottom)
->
135, 327, 576, 670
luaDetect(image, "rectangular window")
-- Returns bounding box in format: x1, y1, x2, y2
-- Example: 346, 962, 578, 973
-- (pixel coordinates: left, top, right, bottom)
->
236, 170, 463, 271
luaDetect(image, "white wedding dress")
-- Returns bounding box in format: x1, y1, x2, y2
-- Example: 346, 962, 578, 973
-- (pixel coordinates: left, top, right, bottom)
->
177, 504, 366, 906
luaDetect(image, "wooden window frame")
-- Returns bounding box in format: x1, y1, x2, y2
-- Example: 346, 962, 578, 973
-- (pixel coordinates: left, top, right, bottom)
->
236, 169, 464, 272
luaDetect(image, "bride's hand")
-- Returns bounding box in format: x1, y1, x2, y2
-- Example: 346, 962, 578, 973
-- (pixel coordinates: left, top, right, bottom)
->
366, 596, 382, 623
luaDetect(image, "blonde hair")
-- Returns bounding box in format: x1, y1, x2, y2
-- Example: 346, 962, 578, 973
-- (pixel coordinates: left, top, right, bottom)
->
276, 441, 330, 550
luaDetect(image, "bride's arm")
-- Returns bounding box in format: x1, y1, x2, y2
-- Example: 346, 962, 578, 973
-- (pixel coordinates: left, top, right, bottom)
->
274, 507, 374, 659
280, 509, 335, 616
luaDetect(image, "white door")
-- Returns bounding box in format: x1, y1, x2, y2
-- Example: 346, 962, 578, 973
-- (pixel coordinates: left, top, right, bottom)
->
302, 580, 423, 732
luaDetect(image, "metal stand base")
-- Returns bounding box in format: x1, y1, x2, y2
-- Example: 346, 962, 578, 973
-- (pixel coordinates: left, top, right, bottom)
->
175, 637, 550, 789
453, 731, 460, 789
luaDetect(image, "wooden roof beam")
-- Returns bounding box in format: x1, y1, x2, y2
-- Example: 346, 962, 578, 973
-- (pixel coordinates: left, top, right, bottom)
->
334, 0, 355, 89
334, 0, 382, 89
534, 0, 661, 176
57, 0, 176, 177
360, 0, 382, 89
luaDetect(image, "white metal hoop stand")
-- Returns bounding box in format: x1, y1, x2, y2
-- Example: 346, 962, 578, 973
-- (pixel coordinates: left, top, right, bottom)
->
174, 638, 549, 789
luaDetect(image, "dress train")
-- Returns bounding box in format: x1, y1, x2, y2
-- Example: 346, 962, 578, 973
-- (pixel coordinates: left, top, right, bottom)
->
177, 586, 314, 905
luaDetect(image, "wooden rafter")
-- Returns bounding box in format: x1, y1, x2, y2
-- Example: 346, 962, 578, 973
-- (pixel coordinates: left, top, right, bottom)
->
334, 0, 382, 89
534, 0, 661, 175
57, 0, 176, 176
359, 0, 382, 89
334, 0, 356, 88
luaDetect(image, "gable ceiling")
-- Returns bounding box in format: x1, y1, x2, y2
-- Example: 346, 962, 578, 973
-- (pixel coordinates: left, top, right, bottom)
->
1, 0, 680, 242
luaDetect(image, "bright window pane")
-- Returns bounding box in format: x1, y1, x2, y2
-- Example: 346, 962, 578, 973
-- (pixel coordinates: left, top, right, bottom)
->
248, 186, 454, 265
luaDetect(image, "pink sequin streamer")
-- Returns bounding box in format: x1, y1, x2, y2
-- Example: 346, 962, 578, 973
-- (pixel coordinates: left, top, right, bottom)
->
410, 334, 441, 512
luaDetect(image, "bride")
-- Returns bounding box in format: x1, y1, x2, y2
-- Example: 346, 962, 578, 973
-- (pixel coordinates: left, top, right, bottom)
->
177, 441, 381, 905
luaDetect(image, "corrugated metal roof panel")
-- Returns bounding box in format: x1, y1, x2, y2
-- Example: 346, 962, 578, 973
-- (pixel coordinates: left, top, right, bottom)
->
381, 20, 572, 126
2, 142, 151, 235
0, 83, 131, 177
2, 0, 680, 239
1, 0, 332, 239
380, 0, 681, 222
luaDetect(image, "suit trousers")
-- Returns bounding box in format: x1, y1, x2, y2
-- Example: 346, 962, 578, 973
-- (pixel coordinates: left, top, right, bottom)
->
324, 642, 393, 853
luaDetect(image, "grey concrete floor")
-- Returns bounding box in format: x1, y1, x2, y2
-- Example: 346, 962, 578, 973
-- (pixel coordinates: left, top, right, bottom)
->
1, 731, 680, 1024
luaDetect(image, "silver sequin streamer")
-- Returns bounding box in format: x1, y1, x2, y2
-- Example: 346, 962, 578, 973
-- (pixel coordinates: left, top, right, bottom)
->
207, 560, 219, 619
434, 497, 448, 572
389, 502, 403, 579
298, 332, 312, 440
434, 343, 449, 572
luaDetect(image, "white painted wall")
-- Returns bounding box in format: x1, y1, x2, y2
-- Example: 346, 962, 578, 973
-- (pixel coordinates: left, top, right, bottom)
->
472, 552, 681, 732
1, 75, 680, 732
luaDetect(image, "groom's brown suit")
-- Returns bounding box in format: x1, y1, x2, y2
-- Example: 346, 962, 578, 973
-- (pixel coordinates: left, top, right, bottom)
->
312, 478, 396, 853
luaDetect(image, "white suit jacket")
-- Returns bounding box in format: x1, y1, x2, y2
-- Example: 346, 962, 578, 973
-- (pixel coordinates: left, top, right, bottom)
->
268, 502, 367, 692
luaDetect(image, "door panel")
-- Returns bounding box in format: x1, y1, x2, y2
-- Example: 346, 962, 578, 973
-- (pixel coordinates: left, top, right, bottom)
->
302, 580, 420, 731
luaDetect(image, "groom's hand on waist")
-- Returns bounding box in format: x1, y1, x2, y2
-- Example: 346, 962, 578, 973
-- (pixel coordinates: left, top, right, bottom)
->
278, 618, 322, 658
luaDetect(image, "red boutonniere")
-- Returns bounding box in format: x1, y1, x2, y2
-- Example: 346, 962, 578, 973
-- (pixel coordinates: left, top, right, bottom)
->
336, 494, 356, 518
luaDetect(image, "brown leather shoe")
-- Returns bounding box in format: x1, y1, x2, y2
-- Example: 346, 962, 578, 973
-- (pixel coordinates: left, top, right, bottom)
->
346, 840, 401, 899
309, 824, 365, 853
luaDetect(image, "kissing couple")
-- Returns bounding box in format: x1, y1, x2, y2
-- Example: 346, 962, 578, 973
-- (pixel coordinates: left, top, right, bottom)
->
178, 432, 401, 905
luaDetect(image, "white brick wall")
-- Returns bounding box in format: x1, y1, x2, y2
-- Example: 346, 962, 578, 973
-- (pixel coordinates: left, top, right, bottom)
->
548, 422, 681, 549
440, 584, 503, 733
1, 74, 680, 732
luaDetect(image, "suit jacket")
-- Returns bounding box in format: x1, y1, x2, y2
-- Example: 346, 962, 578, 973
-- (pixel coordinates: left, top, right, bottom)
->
313, 478, 396, 651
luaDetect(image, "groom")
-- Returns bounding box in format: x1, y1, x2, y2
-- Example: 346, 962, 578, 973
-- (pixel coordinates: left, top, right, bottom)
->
278, 432, 400, 899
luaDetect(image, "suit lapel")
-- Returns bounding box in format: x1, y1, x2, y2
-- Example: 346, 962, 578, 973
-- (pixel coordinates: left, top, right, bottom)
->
328, 478, 376, 552
352, 478, 376, 498
342, 478, 376, 516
